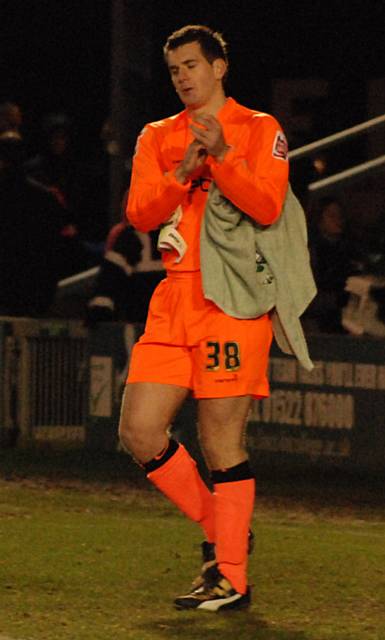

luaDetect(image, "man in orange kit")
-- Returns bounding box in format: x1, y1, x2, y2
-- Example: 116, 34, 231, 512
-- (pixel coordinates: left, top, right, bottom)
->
119, 24, 312, 611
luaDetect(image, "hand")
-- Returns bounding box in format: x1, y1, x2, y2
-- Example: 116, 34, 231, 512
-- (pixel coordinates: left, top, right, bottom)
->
175, 139, 207, 183
190, 113, 229, 160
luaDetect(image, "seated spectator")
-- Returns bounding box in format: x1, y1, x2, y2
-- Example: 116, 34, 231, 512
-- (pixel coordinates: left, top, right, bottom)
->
86, 221, 165, 325
305, 197, 359, 332
0, 135, 65, 315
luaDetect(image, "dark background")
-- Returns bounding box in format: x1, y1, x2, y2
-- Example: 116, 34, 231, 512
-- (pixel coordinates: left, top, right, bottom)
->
2, 0, 384, 157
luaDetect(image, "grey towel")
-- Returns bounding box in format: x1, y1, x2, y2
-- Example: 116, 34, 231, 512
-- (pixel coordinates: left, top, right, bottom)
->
200, 183, 316, 370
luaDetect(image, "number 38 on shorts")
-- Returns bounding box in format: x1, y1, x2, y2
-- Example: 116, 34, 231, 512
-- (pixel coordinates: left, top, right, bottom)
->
205, 341, 241, 372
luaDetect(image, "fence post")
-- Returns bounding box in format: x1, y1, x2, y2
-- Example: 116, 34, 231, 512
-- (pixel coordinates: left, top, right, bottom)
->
86, 322, 136, 450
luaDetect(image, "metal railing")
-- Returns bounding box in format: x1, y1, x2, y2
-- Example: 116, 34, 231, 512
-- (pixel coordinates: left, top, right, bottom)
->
289, 113, 385, 160
27, 336, 87, 435
308, 155, 385, 193
289, 113, 385, 193
0, 318, 88, 445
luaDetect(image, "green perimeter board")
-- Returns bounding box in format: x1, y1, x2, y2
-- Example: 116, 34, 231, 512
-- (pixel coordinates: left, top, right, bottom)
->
248, 335, 385, 471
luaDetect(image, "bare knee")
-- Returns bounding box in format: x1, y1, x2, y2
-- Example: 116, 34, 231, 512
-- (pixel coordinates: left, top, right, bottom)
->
118, 383, 188, 464
118, 409, 167, 463
118, 412, 141, 456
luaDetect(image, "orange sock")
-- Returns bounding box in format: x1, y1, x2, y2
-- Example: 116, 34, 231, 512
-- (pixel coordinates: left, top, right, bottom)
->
147, 443, 215, 542
214, 478, 255, 594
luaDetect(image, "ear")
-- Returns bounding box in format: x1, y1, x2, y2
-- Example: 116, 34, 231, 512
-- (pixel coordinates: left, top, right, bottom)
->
213, 58, 227, 80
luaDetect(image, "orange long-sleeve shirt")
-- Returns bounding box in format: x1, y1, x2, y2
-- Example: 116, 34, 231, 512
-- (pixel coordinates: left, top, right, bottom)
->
126, 97, 289, 272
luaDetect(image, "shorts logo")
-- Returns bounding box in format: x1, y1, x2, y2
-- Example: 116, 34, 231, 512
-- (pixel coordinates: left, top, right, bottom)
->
272, 131, 288, 161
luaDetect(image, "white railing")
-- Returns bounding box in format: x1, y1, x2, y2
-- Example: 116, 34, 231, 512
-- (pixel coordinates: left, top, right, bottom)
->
289, 112, 385, 194
56, 266, 100, 297
289, 113, 385, 160
308, 155, 385, 193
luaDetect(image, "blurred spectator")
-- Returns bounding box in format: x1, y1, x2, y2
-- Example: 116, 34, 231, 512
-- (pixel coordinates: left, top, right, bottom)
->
86, 221, 165, 325
342, 274, 385, 337
305, 197, 359, 332
25, 112, 109, 271
342, 215, 385, 337
100, 117, 119, 159
371, 284, 385, 324
26, 112, 80, 220
354, 218, 385, 276
0, 135, 65, 315
86, 221, 142, 323
0, 101, 23, 138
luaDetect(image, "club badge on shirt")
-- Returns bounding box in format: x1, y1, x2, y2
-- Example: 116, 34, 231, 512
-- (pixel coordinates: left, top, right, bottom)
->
272, 131, 288, 161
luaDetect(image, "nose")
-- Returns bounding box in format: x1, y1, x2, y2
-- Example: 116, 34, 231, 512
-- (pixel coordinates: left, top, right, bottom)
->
178, 67, 190, 84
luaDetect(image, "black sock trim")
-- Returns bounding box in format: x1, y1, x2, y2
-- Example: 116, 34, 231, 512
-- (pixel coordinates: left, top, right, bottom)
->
211, 460, 254, 484
143, 438, 179, 473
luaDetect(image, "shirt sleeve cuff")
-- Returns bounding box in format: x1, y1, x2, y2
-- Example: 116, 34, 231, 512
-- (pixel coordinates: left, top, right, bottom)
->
206, 147, 239, 184
206, 146, 238, 171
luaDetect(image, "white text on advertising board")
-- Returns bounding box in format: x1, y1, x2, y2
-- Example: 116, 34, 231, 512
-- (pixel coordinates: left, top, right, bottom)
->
269, 358, 385, 390
251, 390, 354, 430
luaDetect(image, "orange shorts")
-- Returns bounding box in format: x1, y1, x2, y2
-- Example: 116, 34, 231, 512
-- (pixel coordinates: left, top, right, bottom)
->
127, 271, 272, 398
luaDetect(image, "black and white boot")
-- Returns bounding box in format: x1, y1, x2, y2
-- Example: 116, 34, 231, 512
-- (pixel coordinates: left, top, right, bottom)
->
189, 530, 254, 594
175, 564, 251, 612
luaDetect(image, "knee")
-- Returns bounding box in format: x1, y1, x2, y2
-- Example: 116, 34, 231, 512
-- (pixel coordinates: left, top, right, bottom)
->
118, 414, 146, 457
118, 414, 167, 463
118, 414, 136, 455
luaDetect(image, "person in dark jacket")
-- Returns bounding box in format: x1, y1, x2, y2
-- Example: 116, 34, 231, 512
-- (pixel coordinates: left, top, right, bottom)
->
0, 135, 64, 315
86, 221, 165, 324
306, 197, 358, 332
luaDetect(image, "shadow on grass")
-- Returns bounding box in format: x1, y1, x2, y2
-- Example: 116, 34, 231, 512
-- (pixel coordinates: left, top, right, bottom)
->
137, 611, 308, 640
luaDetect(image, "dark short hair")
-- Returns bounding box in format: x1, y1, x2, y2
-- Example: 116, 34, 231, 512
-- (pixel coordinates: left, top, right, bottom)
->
163, 25, 228, 66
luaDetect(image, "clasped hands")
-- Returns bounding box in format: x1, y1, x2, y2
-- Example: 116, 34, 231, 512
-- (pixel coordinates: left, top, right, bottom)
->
176, 114, 229, 184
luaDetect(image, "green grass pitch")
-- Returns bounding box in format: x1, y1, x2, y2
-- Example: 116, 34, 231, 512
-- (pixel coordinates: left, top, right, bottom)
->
0, 452, 385, 640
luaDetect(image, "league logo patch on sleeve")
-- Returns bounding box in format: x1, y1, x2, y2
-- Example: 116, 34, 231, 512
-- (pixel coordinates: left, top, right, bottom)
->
272, 131, 288, 161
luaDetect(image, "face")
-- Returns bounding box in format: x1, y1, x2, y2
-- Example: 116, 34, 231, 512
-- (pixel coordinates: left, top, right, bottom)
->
167, 41, 225, 110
